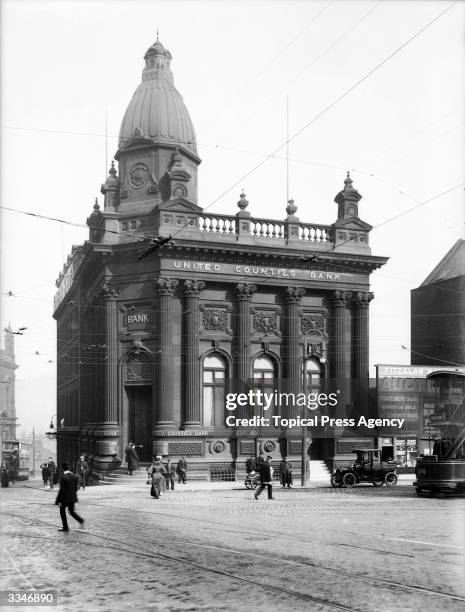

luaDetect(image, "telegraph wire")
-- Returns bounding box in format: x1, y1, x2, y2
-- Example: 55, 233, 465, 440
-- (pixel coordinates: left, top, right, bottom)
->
215, 0, 333, 116
196, 1, 458, 216
400, 345, 464, 368
239, 0, 383, 126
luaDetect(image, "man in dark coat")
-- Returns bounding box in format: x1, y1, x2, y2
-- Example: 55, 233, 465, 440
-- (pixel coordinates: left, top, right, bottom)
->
164, 458, 175, 491
279, 457, 293, 488
75, 455, 89, 490
176, 456, 187, 484
48, 457, 56, 490
55, 462, 84, 532
125, 442, 139, 476
40, 461, 50, 487
245, 456, 257, 474
254, 455, 274, 500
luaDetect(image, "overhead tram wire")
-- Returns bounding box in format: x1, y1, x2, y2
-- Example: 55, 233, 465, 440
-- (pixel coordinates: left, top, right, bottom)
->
216, 0, 333, 116
188, 1, 458, 225
241, 0, 383, 126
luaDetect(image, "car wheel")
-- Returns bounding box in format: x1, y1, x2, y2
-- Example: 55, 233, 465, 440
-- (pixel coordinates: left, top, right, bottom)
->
342, 472, 357, 488
384, 472, 398, 486
245, 480, 252, 489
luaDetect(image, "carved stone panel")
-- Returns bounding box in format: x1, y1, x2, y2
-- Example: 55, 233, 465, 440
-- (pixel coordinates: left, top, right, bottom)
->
250, 307, 281, 337
124, 353, 153, 382
300, 312, 327, 337
200, 304, 232, 334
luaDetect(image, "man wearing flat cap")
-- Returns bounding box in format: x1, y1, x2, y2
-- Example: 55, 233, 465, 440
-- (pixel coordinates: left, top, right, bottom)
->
55, 462, 85, 532
254, 455, 275, 500
147, 455, 166, 499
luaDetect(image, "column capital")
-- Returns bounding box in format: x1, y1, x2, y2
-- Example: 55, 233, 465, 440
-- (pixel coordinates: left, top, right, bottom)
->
234, 283, 257, 300
331, 290, 352, 307
352, 291, 374, 307
283, 286, 306, 303
183, 280, 205, 296
155, 277, 179, 297
102, 283, 119, 300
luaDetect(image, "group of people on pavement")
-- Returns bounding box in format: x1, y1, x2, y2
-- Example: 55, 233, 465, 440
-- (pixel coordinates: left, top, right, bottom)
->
246, 453, 293, 500
147, 455, 188, 499
39, 457, 57, 489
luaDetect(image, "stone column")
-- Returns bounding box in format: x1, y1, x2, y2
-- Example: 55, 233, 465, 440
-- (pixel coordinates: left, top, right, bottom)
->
182, 280, 205, 429
352, 291, 374, 414
330, 290, 353, 419
234, 283, 257, 418
283, 287, 305, 418
155, 278, 179, 429
92, 283, 120, 472
102, 283, 119, 425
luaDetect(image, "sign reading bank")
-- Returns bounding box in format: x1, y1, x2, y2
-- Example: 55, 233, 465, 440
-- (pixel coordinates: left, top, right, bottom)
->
124, 310, 153, 331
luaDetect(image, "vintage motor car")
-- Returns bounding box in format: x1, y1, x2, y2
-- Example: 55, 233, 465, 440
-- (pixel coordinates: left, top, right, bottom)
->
331, 449, 398, 488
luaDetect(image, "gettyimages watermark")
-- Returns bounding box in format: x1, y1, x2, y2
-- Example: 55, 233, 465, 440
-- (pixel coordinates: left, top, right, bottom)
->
221, 377, 425, 433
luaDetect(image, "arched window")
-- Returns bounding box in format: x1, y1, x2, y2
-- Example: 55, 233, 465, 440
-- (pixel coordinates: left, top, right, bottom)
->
203, 355, 227, 427
252, 355, 276, 418
304, 358, 321, 394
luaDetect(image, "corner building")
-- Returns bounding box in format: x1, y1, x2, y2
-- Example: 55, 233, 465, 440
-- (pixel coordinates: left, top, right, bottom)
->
53, 38, 388, 480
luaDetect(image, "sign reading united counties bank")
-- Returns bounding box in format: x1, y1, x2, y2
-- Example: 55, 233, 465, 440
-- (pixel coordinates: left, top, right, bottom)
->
169, 260, 361, 282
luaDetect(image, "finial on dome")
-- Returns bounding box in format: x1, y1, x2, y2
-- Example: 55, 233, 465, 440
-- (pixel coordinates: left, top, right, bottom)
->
237, 190, 249, 211
156, 28, 159, 41
344, 171, 353, 189
94, 198, 100, 211
109, 160, 117, 176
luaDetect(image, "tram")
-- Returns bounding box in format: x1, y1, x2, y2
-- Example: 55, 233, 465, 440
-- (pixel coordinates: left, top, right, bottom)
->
414, 370, 465, 496
1, 440, 31, 481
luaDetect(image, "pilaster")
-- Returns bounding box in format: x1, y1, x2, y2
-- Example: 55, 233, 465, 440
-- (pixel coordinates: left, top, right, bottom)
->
182, 280, 205, 428
155, 278, 179, 429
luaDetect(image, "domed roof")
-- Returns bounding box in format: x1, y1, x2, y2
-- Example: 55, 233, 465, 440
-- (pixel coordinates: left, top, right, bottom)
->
118, 38, 198, 156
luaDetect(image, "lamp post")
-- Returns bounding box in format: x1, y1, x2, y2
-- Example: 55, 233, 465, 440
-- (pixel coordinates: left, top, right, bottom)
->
46, 415, 58, 440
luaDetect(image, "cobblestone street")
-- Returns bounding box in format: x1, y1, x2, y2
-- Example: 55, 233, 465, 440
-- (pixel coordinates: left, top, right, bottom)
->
1, 479, 465, 612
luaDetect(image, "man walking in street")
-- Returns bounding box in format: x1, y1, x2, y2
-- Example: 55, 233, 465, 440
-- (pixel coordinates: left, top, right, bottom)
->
254, 455, 274, 501
55, 462, 84, 532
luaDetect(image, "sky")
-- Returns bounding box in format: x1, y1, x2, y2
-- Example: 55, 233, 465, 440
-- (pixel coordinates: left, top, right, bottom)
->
1, 0, 464, 435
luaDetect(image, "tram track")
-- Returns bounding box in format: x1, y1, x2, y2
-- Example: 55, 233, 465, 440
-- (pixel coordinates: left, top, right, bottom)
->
2, 507, 465, 609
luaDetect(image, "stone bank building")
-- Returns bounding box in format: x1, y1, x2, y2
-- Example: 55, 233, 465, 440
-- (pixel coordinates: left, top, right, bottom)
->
53, 37, 387, 479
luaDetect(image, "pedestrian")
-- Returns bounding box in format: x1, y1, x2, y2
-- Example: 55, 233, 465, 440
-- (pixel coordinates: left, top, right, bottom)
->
147, 455, 166, 499
48, 457, 56, 490
164, 458, 175, 491
55, 462, 85, 532
0, 464, 8, 488
125, 441, 139, 476
254, 455, 274, 501
40, 461, 51, 487
75, 455, 89, 490
279, 457, 293, 488
245, 456, 256, 474
176, 456, 187, 484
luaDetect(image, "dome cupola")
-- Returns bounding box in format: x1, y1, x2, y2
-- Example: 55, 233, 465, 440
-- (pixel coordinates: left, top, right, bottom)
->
115, 36, 201, 207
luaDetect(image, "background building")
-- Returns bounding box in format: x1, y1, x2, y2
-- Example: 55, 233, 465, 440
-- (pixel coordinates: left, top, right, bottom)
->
0, 325, 18, 447
53, 37, 388, 480
411, 239, 465, 367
